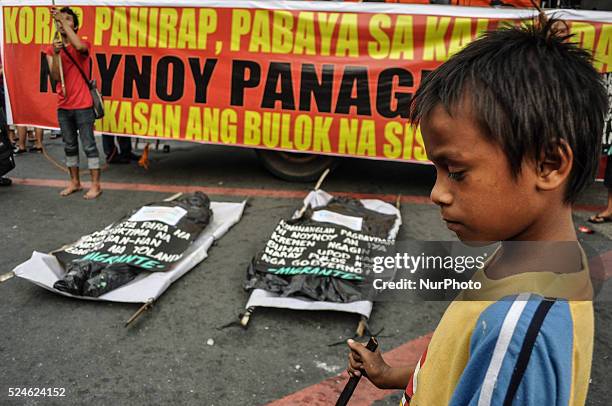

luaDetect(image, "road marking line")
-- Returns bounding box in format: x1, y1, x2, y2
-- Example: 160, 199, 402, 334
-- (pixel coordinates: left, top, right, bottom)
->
9, 177, 606, 212
10, 177, 432, 204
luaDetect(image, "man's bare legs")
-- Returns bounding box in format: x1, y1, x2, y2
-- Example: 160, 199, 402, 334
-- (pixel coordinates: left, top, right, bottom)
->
60, 166, 82, 196
15, 126, 27, 152
30, 127, 44, 151
14, 126, 43, 152
83, 168, 102, 199
59, 166, 102, 199
8, 127, 16, 145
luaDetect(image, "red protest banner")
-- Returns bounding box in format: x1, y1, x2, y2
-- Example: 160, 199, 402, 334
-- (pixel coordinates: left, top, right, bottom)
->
1, 1, 610, 162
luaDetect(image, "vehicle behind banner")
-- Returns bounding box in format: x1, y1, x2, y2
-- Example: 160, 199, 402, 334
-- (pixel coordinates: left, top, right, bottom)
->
1, 1, 610, 180
348, 0, 535, 7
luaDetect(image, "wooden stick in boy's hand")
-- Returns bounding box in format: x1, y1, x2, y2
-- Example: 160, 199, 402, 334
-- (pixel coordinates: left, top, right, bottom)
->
336, 337, 378, 406
50, 3, 66, 96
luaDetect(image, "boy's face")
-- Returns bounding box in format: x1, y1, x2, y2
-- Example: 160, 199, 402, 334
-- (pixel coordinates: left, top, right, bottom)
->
421, 104, 542, 242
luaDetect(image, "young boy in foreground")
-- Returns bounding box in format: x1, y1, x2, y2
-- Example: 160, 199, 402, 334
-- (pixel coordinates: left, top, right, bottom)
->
346, 20, 607, 405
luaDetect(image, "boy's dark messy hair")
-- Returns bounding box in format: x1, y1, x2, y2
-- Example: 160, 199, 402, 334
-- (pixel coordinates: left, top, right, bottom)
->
409, 18, 608, 204
60, 7, 79, 32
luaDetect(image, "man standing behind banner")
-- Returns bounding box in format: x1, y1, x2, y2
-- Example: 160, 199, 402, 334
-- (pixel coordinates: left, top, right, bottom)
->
46, 7, 102, 199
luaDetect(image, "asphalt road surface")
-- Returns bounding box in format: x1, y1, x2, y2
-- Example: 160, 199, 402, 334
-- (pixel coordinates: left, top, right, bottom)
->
1, 136, 611, 405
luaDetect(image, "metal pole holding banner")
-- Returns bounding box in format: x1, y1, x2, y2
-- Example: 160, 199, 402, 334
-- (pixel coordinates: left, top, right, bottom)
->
51, 0, 66, 96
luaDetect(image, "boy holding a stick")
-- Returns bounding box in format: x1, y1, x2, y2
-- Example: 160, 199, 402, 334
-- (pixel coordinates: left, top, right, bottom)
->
46, 7, 102, 199
346, 20, 606, 405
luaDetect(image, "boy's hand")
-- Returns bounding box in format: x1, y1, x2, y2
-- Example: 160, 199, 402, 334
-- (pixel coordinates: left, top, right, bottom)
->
51, 7, 68, 27
51, 7, 61, 22
346, 339, 391, 389
53, 37, 63, 54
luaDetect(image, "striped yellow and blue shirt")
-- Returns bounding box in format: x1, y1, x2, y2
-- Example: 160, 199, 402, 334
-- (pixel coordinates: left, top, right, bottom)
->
402, 250, 593, 406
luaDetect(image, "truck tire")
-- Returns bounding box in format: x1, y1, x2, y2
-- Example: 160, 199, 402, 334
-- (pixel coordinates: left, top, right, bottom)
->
255, 149, 338, 182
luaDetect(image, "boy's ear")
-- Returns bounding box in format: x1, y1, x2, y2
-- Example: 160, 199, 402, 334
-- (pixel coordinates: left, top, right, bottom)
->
536, 140, 573, 192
